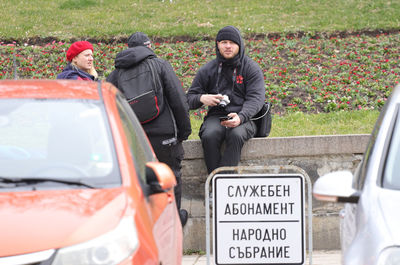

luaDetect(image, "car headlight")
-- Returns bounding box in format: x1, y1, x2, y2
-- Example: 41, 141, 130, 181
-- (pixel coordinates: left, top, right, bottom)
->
52, 217, 138, 265
377, 246, 400, 265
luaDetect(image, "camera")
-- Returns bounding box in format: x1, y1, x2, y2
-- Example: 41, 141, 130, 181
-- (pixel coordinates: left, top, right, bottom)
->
218, 95, 230, 108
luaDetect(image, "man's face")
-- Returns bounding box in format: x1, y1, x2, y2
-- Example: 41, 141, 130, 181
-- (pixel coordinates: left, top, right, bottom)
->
217, 40, 239, 59
72, 49, 93, 72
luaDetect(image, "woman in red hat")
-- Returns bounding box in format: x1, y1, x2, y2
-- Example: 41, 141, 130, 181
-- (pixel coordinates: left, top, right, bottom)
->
57, 41, 98, 80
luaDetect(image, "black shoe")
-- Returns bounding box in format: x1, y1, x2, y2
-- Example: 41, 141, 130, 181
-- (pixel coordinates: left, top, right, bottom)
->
179, 209, 188, 227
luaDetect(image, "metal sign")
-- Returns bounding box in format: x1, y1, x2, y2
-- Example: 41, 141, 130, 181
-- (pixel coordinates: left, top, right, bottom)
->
212, 174, 305, 265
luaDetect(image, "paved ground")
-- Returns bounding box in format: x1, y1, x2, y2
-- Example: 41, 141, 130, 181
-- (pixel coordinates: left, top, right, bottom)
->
182, 250, 342, 265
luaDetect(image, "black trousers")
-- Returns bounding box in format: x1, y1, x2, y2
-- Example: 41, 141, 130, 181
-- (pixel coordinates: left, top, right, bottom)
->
149, 137, 184, 210
199, 115, 256, 174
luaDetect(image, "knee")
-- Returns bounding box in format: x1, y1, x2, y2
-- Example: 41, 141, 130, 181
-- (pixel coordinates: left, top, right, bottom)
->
226, 130, 247, 145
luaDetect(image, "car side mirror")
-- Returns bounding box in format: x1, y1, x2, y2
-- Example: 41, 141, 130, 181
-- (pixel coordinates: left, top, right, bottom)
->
145, 161, 176, 193
313, 170, 360, 203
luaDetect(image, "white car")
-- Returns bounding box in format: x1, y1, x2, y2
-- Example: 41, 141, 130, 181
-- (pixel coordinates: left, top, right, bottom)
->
313, 84, 400, 265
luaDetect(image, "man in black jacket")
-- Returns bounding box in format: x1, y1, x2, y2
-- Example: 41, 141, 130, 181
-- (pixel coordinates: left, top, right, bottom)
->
107, 32, 192, 226
187, 26, 265, 174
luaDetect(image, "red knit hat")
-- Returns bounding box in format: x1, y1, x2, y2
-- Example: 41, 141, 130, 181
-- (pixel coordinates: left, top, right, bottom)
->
66, 41, 93, 62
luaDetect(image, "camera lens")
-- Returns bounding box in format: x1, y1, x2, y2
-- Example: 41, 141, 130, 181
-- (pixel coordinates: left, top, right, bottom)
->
218, 95, 230, 107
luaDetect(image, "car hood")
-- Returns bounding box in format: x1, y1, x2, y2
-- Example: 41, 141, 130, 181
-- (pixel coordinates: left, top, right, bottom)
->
0, 188, 128, 257
378, 188, 400, 244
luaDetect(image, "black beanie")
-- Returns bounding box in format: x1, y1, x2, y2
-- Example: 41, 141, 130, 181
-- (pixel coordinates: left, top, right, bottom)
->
127, 32, 151, 48
216, 26, 241, 46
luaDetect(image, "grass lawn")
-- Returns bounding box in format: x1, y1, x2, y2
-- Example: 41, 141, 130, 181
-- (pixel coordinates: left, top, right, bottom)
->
1, 0, 399, 39
189, 109, 380, 139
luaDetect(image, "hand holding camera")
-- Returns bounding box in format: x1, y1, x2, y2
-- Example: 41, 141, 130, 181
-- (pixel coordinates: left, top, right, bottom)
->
218, 94, 230, 108
200, 94, 230, 107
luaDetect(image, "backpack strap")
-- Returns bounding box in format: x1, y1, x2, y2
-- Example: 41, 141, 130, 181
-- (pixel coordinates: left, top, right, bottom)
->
146, 58, 160, 94
146, 59, 178, 145
250, 102, 271, 121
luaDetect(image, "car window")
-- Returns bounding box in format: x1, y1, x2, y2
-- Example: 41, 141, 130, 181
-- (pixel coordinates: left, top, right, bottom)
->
383, 106, 400, 189
354, 95, 398, 190
0, 98, 120, 187
355, 109, 383, 190
115, 93, 155, 187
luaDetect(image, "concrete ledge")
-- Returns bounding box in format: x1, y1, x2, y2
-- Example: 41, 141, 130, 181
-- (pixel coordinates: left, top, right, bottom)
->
183, 134, 370, 159
180, 134, 370, 251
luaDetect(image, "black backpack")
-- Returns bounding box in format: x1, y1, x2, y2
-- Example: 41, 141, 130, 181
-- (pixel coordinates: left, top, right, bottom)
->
118, 58, 163, 124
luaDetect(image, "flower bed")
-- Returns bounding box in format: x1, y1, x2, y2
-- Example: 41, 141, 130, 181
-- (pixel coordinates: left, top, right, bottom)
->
1, 32, 399, 114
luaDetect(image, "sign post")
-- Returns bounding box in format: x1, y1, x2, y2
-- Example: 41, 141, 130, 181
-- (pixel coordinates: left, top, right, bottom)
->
210, 171, 307, 265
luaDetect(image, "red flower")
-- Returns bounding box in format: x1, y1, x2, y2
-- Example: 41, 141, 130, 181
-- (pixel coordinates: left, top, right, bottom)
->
236, 74, 243, 84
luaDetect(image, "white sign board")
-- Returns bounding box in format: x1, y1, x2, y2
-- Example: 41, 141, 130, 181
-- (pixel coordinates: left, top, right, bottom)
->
212, 174, 305, 265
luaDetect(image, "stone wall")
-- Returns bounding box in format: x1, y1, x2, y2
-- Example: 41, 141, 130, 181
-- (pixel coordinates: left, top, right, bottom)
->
180, 134, 370, 251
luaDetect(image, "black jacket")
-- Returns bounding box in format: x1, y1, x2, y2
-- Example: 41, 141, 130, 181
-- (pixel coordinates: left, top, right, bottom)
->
107, 46, 191, 141
187, 27, 265, 123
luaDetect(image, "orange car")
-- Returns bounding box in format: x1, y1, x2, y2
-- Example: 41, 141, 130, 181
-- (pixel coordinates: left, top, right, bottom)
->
0, 80, 182, 265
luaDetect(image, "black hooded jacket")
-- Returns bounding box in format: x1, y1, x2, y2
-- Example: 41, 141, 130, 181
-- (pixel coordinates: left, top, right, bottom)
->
107, 46, 191, 141
187, 26, 265, 123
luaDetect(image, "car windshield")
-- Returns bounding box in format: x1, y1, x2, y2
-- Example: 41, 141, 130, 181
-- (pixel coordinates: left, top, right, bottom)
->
383, 106, 400, 190
0, 98, 120, 189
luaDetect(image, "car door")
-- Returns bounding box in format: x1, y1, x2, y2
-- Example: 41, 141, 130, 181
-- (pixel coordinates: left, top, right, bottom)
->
114, 92, 182, 264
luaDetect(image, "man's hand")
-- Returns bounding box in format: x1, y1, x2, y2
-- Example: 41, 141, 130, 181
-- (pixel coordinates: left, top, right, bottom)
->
221, 113, 241, 128
200, 94, 224, 106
